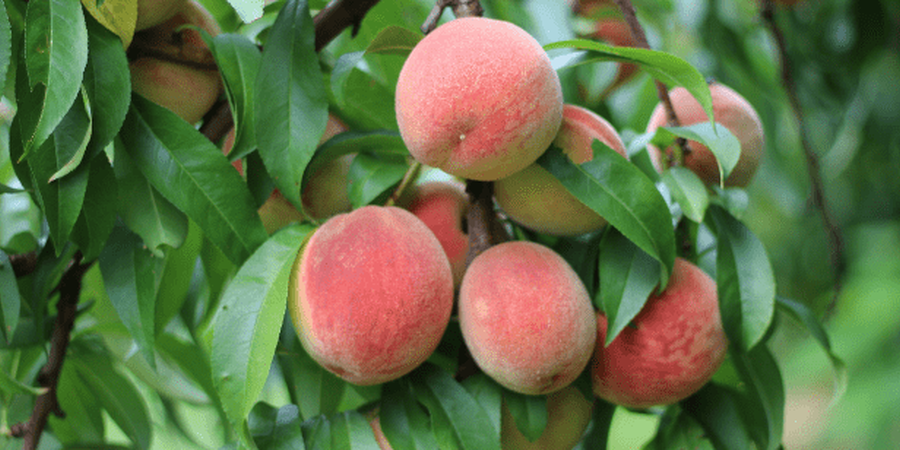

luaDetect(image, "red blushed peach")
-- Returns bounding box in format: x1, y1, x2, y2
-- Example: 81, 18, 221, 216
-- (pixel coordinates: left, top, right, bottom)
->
459, 241, 596, 395
395, 17, 564, 181
129, 0, 222, 124
404, 181, 469, 288
501, 385, 594, 450
646, 83, 765, 187
494, 104, 628, 236
591, 258, 728, 408
288, 206, 454, 385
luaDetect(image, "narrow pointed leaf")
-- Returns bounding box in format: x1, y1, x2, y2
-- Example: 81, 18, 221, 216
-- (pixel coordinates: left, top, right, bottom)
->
48, 363, 105, 443
120, 95, 268, 264
21, 0, 88, 156
709, 205, 776, 351
307, 130, 408, 177
503, 390, 548, 443
80, 0, 137, 47
661, 166, 710, 223
652, 122, 741, 187
47, 89, 92, 182
98, 225, 164, 368
381, 379, 441, 450
410, 364, 501, 450
460, 374, 503, 436
329, 410, 382, 449
71, 155, 117, 261
0, 250, 22, 342
731, 346, 785, 450
25, 136, 89, 251
207, 32, 261, 162
255, 0, 327, 216
1, 0, 10, 90
112, 139, 188, 255
211, 224, 314, 429
537, 143, 675, 285
347, 153, 408, 208
83, 14, 131, 159
579, 399, 616, 449
249, 403, 306, 449
597, 228, 661, 345
279, 333, 346, 421
544, 39, 713, 124
683, 383, 753, 450
365, 25, 422, 55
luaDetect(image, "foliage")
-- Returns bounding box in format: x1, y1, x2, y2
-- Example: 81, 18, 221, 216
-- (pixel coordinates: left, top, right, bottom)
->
2, 0, 897, 448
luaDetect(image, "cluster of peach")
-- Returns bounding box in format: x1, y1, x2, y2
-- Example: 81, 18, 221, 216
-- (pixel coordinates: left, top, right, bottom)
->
287, 15, 765, 449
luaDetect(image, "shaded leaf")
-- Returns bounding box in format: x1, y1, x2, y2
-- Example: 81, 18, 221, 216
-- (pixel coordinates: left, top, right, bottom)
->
0, 0, 10, 91
503, 390, 548, 443
278, 322, 346, 421
661, 166, 710, 223
120, 95, 268, 265
306, 130, 408, 178
731, 346, 785, 450
211, 224, 314, 431
597, 227, 661, 345
154, 222, 202, 333
249, 403, 306, 450
709, 205, 776, 351
207, 32, 261, 162
255, 0, 328, 217
71, 155, 117, 261
381, 379, 441, 450
579, 399, 616, 449
83, 13, 131, 159
0, 250, 22, 342
537, 143, 675, 287
682, 383, 752, 450
48, 362, 105, 444
347, 153, 408, 209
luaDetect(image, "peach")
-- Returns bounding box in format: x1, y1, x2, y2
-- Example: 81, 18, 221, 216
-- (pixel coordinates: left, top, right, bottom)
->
501, 386, 594, 450
494, 104, 628, 236
288, 206, 454, 385
129, 0, 222, 124
403, 181, 469, 288
646, 83, 765, 187
459, 241, 596, 395
591, 258, 728, 408
395, 17, 564, 181
592, 18, 639, 93
136, 0, 187, 31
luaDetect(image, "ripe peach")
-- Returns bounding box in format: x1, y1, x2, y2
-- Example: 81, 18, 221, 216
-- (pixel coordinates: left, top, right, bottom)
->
129, 0, 222, 124
136, 0, 187, 31
646, 83, 765, 187
459, 241, 596, 395
494, 104, 628, 236
403, 181, 469, 288
395, 17, 564, 181
288, 206, 454, 385
500, 386, 594, 450
591, 258, 728, 408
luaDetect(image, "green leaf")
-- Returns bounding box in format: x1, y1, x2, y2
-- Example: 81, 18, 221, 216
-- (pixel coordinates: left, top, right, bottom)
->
661, 166, 710, 223
552, 234, 602, 304
98, 225, 165, 369
328, 410, 383, 449
83, 13, 131, 160
597, 227, 661, 346
156, 333, 219, 407
381, 379, 441, 450
347, 153, 408, 209
208, 32, 261, 162
459, 374, 503, 438
0, 364, 46, 396
228, 0, 265, 24
112, 138, 188, 255
682, 383, 753, 450
80, 0, 137, 47
278, 325, 346, 421
70, 339, 152, 450
652, 122, 741, 187
775, 297, 847, 404
20, 0, 88, 157
48, 362, 105, 444
71, 155, 117, 261
0, 250, 22, 342
503, 390, 548, 443
154, 222, 202, 334
120, 95, 268, 265
306, 130, 408, 178
537, 143, 676, 286
255, 0, 328, 217
0, 0, 11, 91
647, 407, 714, 450
410, 364, 501, 450
544, 39, 713, 125
211, 224, 314, 431
365, 25, 422, 55
579, 399, 616, 449
24, 135, 90, 252
0, 183, 25, 194
0, 185, 41, 254
731, 346, 785, 450
709, 205, 776, 351
249, 403, 306, 450
46, 88, 93, 182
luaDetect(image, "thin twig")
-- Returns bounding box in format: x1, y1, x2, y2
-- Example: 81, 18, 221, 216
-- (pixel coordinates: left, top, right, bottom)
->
761, 0, 845, 314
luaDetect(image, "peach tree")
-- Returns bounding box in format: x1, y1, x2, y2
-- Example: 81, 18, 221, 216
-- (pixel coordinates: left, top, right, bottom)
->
0, 0, 852, 448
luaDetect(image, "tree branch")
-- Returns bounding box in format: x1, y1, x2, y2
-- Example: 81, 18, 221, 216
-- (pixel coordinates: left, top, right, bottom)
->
761, 0, 845, 314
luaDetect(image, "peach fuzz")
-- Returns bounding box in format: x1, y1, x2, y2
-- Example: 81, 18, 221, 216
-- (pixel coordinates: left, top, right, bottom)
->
130, 0, 222, 125
494, 104, 628, 236
501, 385, 594, 450
288, 206, 454, 385
395, 17, 563, 181
403, 181, 469, 288
646, 83, 765, 187
459, 241, 596, 395
591, 258, 728, 408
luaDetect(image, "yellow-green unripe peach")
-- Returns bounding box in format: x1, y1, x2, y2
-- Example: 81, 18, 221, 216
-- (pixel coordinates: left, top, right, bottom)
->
404, 181, 469, 288
129, 0, 222, 124
459, 241, 596, 395
395, 17, 564, 181
591, 258, 728, 408
494, 104, 628, 236
136, 0, 187, 31
288, 206, 454, 385
301, 115, 354, 222
501, 385, 594, 450
646, 84, 765, 187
